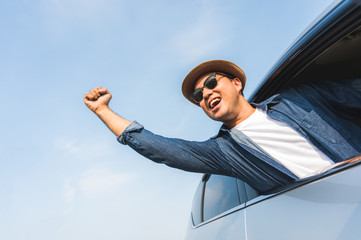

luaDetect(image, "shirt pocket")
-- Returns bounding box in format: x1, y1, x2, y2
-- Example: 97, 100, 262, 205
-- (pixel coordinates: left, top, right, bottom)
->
300, 110, 351, 144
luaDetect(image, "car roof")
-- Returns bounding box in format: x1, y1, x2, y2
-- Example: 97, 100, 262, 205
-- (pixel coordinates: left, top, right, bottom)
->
249, 0, 361, 103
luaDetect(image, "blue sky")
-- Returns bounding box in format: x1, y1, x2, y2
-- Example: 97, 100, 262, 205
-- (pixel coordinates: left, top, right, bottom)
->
1, 0, 336, 239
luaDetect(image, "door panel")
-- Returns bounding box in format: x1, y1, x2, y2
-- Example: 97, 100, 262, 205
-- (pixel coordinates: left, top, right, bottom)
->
245, 165, 361, 240
185, 209, 247, 240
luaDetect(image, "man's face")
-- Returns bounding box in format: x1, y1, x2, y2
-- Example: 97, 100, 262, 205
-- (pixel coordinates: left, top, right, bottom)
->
193, 72, 245, 125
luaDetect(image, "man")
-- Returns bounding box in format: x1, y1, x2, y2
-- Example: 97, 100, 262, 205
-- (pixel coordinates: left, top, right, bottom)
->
84, 60, 361, 193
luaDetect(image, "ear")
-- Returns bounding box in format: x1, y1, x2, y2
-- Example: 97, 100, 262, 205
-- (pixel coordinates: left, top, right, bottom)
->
232, 78, 243, 94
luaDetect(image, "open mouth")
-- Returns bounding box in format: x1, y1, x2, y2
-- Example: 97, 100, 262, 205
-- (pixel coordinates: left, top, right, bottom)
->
209, 97, 221, 109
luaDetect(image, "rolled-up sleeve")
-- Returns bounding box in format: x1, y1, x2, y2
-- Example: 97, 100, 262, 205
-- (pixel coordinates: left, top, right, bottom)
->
118, 121, 145, 145
117, 121, 230, 175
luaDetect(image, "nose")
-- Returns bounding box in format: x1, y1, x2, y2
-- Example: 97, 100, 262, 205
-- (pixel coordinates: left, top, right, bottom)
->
202, 87, 213, 100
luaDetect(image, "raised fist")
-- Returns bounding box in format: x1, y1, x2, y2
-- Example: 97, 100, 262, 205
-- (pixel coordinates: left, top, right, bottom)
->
83, 87, 112, 113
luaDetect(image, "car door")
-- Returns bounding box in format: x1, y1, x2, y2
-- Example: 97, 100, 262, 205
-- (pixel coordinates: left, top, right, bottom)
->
245, 164, 361, 240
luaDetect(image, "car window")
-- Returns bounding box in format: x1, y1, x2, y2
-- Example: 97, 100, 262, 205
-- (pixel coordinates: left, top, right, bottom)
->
191, 175, 260, 226
203, 175, 240, 222
236, 179, 248, 203
244, 182, 259, 200
191, 179, 204, 226
237, 179, 259, 202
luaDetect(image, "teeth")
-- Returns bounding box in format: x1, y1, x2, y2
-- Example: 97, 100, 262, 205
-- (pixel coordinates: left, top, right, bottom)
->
210, 98, 220, 108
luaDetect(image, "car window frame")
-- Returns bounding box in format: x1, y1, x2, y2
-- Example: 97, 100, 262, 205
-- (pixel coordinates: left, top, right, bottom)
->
191, 174, 247, 228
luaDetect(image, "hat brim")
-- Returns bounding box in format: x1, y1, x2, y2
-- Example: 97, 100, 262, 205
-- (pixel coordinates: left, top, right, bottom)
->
182, 60, 246, 106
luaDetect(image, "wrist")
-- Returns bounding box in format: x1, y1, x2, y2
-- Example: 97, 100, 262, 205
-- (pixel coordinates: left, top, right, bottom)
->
94, 105, 111, 117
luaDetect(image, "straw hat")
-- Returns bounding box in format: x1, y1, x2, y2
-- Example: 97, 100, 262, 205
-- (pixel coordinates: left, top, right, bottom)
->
182, 60, 246, 105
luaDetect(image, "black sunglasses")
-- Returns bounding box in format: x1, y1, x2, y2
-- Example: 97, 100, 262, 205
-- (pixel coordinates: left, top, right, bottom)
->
190, 72, 234, 103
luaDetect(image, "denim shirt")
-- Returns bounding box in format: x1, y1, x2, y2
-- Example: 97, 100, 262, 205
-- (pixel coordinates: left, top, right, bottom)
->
118, 78, 361, 193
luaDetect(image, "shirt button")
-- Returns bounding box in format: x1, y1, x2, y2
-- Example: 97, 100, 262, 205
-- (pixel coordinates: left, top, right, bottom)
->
268, 109, 274, 113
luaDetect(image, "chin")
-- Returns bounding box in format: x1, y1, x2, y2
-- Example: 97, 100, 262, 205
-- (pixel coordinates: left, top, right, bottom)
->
207, 111, 228, 122
203, 104, 230, 122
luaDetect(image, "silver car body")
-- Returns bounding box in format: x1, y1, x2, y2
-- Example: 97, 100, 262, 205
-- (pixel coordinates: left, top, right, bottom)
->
186, 164, 361, 240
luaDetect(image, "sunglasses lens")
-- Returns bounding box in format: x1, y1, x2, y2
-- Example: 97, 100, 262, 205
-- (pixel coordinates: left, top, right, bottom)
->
190, 74, 220, 103
205, 77, 218, 89
191, 89, 203, 103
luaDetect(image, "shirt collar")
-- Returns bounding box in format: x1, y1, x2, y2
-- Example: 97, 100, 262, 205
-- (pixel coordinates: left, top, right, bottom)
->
211, 94, 281, 139
211, 124, 230, 139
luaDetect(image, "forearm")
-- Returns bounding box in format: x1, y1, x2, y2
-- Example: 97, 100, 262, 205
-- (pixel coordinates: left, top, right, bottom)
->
118, 123, 223, 174
95, 106, 131, 136
84, 87, 132, 136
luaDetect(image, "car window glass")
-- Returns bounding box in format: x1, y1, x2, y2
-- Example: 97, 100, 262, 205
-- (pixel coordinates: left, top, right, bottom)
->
191, 179, 204, 226
244, 182, 259, 200
203, 175, 240, 222
236, 179, 248, 203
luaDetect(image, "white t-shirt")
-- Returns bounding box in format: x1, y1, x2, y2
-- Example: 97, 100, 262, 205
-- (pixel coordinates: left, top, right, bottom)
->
233, 108, 334, 178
